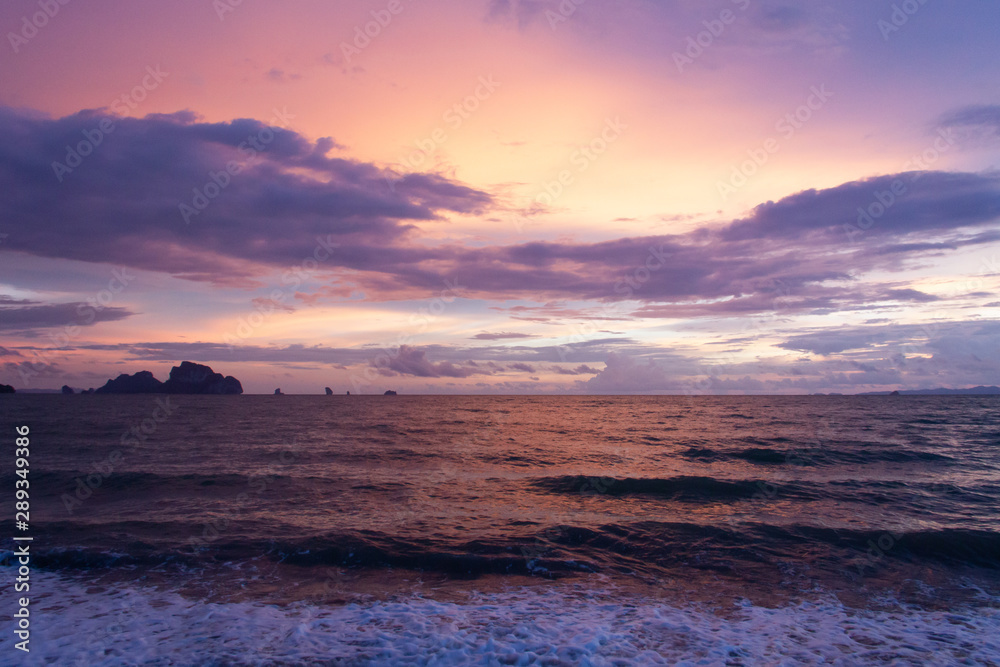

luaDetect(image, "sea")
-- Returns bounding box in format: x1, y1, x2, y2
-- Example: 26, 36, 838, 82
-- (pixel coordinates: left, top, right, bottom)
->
2, 394, 999, 665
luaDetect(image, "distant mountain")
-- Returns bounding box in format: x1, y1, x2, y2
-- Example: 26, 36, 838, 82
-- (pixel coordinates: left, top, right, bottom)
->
857, 386, 1000, 396
95, 362, 243, 394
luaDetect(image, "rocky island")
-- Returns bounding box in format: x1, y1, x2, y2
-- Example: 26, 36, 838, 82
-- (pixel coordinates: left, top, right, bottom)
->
95, 362, 243, 394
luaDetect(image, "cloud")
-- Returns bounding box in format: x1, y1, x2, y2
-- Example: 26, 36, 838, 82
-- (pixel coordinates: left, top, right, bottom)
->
776, 320, 996, 356
720, 171, 1000, 243
581, 317, 1000, 394
251, 296, 295, 313
471, 331, 535, 340
375, 345, 488, 378
51, 337, 664, 367
0, 297, 134, 331
4, 105, 1000, 318
549, 363, 599, 375
583, 353, 684, 393
936, 104, 1000, 143
3, 360, 63, 379
507, 362, 535, 373
0, 106, 491, 286
265, 68, 301, 83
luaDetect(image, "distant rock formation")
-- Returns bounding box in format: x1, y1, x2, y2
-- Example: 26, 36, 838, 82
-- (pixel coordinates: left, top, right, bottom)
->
95, 370, 164, 394
0, 384, 15, 394
162, 362, 243, 395
61, 385, 74, 395
858, 386, 1000, 396
325, 387, 333, 395
274, 388, 283, 395
95, 362, 243, 394
383, 390, 397, 396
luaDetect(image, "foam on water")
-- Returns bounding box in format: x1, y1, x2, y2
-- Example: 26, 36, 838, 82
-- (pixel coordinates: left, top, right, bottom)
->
17, 570, 1000, 666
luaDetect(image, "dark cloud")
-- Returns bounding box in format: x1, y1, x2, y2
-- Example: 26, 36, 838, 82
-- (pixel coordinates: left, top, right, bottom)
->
3, 360, 62, 378
0, 106, 491, 286
936, 104, 1000, 142
507, 362, 535, 373
549, 364, 599, 375
721, 171, 1000, 243
376, 345, 487, 378
0, 299, 134, 331
3, 107, 1000, 318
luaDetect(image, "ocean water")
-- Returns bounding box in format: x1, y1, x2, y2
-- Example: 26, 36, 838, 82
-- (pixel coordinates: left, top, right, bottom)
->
2, 395, 999, 665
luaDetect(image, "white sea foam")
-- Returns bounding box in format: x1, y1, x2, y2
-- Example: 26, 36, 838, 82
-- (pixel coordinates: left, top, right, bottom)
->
14, 570, 1000, 666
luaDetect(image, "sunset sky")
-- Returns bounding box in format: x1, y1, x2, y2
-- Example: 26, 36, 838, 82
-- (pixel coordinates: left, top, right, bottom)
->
2, 0, 999, 393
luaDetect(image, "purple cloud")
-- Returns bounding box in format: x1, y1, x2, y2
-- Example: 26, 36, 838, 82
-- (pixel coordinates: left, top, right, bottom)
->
0, 296, 134, 331
376, 345, 489, 378
3, 107, 1000, 318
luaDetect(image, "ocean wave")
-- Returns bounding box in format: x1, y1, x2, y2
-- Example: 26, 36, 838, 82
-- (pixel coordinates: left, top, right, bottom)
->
531, 474, 818, 501
679, 446, 957, 465
3, 520, 1000, 578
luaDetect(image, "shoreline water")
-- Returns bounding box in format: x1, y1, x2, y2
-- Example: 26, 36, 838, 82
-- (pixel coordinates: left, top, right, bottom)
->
12, 568, 1000, 665
3, 395, 998, 663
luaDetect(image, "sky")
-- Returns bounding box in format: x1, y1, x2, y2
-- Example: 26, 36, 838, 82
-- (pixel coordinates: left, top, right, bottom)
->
1, 0, 999, 394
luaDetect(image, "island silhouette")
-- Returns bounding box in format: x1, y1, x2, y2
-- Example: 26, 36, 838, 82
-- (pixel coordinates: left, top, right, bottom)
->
94, 361, 243, 394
